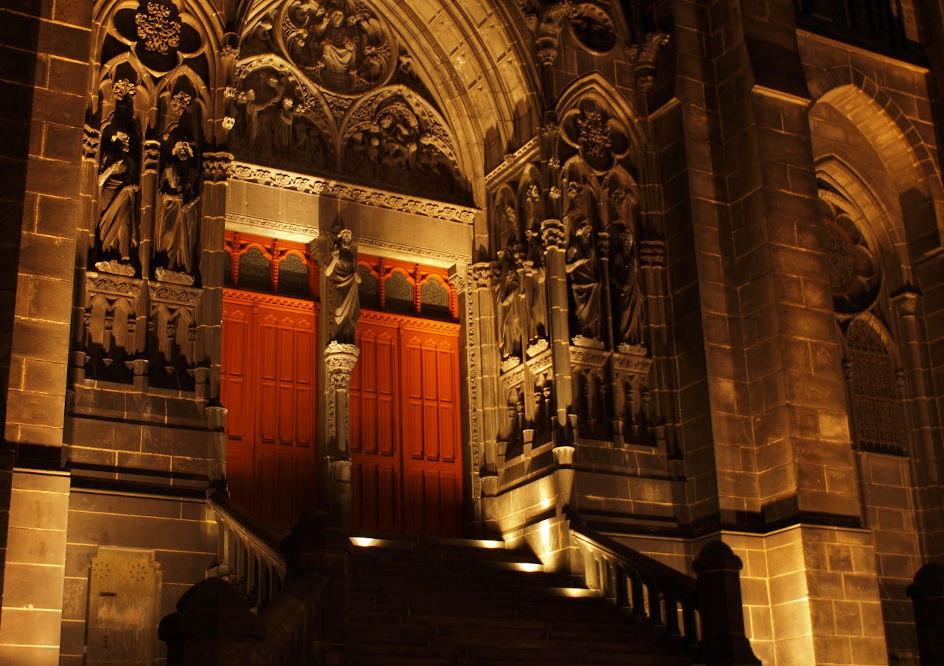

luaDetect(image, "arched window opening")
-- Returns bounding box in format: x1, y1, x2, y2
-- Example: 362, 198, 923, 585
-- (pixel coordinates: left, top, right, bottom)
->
846, 319, 904, 455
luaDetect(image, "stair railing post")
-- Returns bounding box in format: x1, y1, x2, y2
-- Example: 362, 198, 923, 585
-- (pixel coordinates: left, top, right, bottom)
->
692, 540, 760, 666
158, 577, 264, 666
907, 562, 944, 665
282, 510, 352, 666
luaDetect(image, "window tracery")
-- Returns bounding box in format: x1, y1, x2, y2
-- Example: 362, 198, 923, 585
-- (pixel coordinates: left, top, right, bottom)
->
845, 318, 905, 455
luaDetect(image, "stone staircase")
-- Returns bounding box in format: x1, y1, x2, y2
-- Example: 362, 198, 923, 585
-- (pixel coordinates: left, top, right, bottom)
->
346, 535, 696, 665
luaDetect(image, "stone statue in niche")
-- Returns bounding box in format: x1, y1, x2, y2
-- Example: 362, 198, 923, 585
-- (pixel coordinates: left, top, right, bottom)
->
96, 112, 140, 275
611, 228, 645, 346
565, 220, 602, 341
523, 227, 548, 352
494, 249, 522, 363
523, 184, 544, 232
155, 135, 200, 283
326, 228, 360, 344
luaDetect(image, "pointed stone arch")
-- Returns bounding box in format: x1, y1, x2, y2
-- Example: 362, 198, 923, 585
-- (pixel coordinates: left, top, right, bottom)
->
808, 79, 944, 257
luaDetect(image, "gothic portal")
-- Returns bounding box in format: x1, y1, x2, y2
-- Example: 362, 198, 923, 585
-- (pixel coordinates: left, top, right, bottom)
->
2, 0, 944, 664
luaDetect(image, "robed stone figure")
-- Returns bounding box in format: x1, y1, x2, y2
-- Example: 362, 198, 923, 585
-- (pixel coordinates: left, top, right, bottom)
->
97, 122, 140, 264
156, 139, 201, 276
565, 221, 602, 340
325, 228, 360, 344
494, 249, 522, 360
612, 230, 645, 345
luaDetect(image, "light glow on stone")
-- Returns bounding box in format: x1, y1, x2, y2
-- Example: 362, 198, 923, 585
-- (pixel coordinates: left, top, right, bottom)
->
514, 562, 542, 573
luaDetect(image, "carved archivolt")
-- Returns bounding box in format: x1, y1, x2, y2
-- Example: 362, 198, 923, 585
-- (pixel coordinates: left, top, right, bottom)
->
230, 0, 469, 202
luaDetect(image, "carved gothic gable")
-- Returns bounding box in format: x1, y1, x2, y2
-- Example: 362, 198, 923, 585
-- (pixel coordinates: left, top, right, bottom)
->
230, 0, 471, 204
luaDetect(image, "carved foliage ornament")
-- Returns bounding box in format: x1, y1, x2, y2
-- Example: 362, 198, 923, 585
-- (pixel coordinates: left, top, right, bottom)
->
561, 98, 630, 174
113, 0, 203, 73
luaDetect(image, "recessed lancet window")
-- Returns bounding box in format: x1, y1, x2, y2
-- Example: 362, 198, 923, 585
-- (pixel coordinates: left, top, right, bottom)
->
845, 318, 904, 455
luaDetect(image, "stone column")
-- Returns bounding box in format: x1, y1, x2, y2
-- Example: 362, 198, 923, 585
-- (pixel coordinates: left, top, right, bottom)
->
470, 261, 501, 527
907, 562, 944, 666
541, 219, 572, 426
892, 288, 944, 557
449, 265, 486, 530
639, 240, 669, 441
139, 140, 161, 279
324, 341, 359, 528
198, 151, 233, 405
70, 127, 100, 385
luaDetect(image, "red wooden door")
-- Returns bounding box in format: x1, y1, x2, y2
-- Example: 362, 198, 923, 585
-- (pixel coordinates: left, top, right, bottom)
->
350, 311, 463, 536
350, 316, 401, 532
221, 290, 319, 527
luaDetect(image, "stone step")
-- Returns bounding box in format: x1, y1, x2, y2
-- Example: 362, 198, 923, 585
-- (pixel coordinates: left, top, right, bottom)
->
347, 642, 692, 664
343, 538, 693, 665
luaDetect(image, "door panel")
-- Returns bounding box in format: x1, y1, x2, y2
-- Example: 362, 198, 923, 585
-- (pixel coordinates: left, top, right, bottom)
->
351, 312, 463, 537
351, 318, 401, 532
221, 290, 319, 528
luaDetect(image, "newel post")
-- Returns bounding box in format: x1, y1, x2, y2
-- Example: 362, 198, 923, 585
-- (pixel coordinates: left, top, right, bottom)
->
907, 562, 944, 665
692, 541, 760, 666
282, 510, 352, 666
158, 577, 264, 666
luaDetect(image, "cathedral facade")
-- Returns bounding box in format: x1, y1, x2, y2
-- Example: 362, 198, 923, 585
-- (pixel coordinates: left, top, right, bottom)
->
1, 0, 944, 663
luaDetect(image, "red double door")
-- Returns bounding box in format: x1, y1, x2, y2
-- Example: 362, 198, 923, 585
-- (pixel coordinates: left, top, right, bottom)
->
222, 291, 463, 536
350, 311, 463, 537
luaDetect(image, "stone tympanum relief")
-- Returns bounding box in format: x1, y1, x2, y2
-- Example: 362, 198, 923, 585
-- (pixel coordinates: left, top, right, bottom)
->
79, 0, 217, 389
230, 0, 470, 203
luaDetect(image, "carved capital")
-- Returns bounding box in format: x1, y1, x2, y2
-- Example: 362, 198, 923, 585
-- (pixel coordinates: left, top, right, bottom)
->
324, 341, 360, 390
540, 219, 566, 249
471, 262, 492, 288
448, 264, 470, 294
639, 240, 666, 267
535, 37, 560, 66
627, 32, 671, 92
82, 126, 100, 160
891, 284, 921, 315
596, 231, 610, 255
202, 151, 233, 182
143, 140, 161, 173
